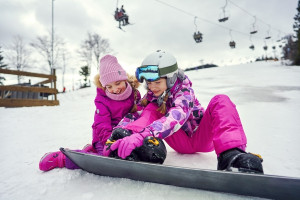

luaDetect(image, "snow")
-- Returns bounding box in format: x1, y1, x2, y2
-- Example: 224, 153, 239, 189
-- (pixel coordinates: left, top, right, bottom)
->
1, 61, 300, 200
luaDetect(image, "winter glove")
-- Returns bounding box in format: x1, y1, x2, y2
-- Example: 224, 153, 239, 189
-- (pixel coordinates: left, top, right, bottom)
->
110, 129, 151, 159
102, 128, 133, 157
102, 141, 113, 157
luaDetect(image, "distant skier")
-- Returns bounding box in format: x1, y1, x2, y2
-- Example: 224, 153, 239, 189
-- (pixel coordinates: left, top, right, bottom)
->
104, 50, 264, 174
39, 55, 142, 171
120, 5, 129, 25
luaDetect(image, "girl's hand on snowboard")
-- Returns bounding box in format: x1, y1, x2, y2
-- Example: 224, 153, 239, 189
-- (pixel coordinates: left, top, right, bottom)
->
110, 129, 151, 159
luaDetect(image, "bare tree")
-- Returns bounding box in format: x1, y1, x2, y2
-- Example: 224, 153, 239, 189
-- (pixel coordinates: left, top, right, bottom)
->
0, 46, 7, 85
78, 32, 112, 71
61, 48, 69, 90
7, 35, 31, 83
30, 33, 65, 73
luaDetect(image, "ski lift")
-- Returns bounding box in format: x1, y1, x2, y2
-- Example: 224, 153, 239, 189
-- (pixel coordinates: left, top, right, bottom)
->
114, 0, 130, 29
228, 30, 236, 48
272, 46, 276, 50
229, 41, 236, 48
193, 17, 203, 43
250, 16, 258, 34
265, 24, 271, 39
218, 0, 229, 22
249, 34, 255, 50
263, 40, 268, 51
279, 45, 282, 48
276, 31, 282, 42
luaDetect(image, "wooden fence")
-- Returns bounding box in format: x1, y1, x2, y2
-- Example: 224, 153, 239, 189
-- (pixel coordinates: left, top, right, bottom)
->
0, 68, 59, 107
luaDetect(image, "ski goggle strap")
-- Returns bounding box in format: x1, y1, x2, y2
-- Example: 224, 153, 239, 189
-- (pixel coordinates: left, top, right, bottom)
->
135, 63, 178, 83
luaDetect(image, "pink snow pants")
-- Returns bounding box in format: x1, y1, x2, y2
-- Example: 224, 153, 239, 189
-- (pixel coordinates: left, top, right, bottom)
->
125, 94, 247, 155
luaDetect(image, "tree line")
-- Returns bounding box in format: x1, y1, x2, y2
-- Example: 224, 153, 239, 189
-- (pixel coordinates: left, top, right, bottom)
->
0, 32, 112, 89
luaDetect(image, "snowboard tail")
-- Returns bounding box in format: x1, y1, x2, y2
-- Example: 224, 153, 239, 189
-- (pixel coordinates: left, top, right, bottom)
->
60, 148, 300, 200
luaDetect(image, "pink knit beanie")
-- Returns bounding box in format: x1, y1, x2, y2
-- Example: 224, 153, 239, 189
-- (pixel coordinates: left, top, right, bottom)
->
99, 55, 128, 87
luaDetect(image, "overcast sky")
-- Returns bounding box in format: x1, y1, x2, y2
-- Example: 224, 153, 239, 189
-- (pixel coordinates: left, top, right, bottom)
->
0, 0, 298, 85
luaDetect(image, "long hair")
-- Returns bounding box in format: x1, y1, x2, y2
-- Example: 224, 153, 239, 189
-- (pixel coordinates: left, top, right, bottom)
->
94, 74, 140, 113
140, 92, 169, 115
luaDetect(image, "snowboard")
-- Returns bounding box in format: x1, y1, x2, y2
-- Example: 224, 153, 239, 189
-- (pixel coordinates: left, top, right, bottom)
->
60, 148, 300, 200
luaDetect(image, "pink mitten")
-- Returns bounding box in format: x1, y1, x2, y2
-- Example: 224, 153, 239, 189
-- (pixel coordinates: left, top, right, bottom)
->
110, 129, 151, 159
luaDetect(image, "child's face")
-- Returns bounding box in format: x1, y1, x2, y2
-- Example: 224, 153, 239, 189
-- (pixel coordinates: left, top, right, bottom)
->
105, 80, 127, 94
147, 78, 167, 97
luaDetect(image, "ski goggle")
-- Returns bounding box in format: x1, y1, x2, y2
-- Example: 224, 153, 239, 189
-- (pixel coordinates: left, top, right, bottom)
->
135, 63, 178, 83
135, 65, 160, 83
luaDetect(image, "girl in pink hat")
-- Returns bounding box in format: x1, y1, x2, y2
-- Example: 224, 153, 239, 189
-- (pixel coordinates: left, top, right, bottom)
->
39, 55, 141, 171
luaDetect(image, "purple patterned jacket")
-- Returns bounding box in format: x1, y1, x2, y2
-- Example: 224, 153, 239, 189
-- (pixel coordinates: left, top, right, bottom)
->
118, 76, 205, 139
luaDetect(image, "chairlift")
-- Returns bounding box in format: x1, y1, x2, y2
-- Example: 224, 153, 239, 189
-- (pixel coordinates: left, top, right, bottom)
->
114, 0, 130, 29
228, 30, 235, 48
265, 24, 271, 39
249, 34, 255, 50
229, 41, 236, 48
263, 45, 268, 51
272, 46, 276, 50
218, 0, 229, 22
193, 17, 203, 43
193, 32, 203, 43
250, 16, 258, 34
279, 45, 282, 48
276, 31, 282, 42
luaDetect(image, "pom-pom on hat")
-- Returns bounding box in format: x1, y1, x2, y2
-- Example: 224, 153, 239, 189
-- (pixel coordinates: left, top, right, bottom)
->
99, 55, 128, 87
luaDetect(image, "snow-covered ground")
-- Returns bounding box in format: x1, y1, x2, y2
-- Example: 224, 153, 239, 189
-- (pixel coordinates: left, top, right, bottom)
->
1, 61, 300, 200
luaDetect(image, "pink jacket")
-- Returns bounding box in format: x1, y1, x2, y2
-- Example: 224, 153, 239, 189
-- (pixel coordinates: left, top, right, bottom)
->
92, 86, 140, 146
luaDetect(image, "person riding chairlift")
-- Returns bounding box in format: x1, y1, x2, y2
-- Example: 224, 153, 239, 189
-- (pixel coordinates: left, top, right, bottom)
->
115, 5, 129, 26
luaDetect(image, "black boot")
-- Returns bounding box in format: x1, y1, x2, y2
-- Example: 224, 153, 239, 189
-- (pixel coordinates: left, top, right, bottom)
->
217, 148, 264, 174
106, 128, 140, 161
136, 136, 167, 164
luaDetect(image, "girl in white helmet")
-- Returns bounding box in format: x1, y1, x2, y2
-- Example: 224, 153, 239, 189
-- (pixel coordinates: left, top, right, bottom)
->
104, 50, 263, 174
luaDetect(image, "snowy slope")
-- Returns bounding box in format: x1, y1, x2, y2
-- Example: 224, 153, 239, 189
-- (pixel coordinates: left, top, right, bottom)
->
1, 61, 300, 200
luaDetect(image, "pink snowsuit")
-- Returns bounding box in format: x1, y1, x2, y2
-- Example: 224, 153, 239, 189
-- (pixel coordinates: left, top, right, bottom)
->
65, 86, 140, 169
118, 76, 247, 155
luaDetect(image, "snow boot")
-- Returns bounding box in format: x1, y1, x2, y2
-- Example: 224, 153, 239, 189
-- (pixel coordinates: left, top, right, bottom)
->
217, 148, 264, 174
136, 136, 167, 164
39, 151, 65, 171
107, 128, 167, 164
82, 144, 97, 153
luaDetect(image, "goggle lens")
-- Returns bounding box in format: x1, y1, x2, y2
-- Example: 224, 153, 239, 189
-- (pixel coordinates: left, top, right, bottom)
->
136, 65, 160, 82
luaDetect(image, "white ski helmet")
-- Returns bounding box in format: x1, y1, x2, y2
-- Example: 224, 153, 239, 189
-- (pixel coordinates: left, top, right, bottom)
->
141, 50, 179, 88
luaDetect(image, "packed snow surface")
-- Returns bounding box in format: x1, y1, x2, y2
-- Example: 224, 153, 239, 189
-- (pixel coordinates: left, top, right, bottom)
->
1, 61, 300, 200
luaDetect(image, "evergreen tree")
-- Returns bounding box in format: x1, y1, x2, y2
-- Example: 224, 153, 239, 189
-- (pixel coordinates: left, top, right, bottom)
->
0, 46, 7, 85
79, 65, 90, 88
293, 0, 300, 65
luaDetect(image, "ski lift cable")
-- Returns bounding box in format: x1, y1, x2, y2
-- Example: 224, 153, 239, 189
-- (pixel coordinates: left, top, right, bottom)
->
154, 0, 266, 40
227, 0, 287, 35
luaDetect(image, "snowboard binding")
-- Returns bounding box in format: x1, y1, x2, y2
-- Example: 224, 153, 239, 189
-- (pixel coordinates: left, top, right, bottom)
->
217, 148, 264, 174
105, 128, 167, 164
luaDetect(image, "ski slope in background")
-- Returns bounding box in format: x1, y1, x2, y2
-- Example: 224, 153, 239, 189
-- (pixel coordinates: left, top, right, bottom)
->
1, 61, 300, 200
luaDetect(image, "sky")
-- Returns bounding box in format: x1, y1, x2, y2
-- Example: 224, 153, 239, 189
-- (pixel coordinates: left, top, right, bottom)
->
0, 0, 298, 89
1, 61, 300, 200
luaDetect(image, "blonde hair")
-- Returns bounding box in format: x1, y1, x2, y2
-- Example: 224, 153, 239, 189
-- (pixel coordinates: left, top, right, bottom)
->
141, 92, 169, 115
94, 73, 140, 113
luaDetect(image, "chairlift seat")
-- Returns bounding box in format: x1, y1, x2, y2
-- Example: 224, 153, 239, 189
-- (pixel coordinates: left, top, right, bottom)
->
218, 17, 229, 22
250, 30, 257, 34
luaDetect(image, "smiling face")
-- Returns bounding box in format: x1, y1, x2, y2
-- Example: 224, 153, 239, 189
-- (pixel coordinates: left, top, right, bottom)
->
147, 78, 168, 97
105, 80, 127, 94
